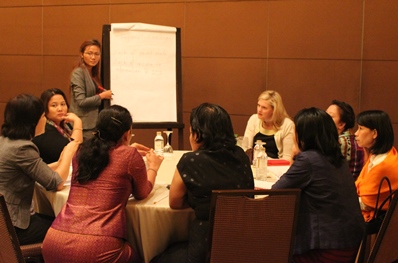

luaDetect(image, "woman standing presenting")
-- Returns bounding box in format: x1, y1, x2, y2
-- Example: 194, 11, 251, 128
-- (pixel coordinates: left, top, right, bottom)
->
69, 39, 112, 139
33, 88, 83, 163
244, 90, 295, 162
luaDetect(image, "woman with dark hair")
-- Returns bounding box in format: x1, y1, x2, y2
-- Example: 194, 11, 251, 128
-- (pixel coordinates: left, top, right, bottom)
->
32, 88, 83, 163
0, 94, 78, 245
355, 110, 398, 221
272, 108, 364, 263
69, 39, 113, 139
42, 105, 164, 263
326, 100, 364, 179
152, 103, 254, 263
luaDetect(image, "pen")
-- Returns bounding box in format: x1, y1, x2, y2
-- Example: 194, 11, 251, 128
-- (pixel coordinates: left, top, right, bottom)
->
98, 86, 114, 95
153, 193, 169, 204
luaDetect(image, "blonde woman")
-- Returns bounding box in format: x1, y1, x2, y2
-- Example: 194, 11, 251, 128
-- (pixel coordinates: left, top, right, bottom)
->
244, 90, 294, 162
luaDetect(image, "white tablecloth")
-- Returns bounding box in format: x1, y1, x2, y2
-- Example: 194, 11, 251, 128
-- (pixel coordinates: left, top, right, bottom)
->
33, 150, 289, 262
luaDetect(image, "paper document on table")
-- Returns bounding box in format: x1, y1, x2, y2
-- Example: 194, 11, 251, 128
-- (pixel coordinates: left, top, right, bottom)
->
64, 175, 71, 186
64, 165, 73, 186
153, 191, 169, 204
254, 180, 275, 189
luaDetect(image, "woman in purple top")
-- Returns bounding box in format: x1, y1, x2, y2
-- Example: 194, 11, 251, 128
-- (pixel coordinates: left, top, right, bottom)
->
272, 108, 364, 263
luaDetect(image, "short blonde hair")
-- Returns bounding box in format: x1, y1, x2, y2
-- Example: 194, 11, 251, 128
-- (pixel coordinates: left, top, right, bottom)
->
258, 90, 290, 129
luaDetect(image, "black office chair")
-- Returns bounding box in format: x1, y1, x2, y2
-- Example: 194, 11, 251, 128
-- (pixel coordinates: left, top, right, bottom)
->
0, 194, 43, 263
207, 189, 301, 263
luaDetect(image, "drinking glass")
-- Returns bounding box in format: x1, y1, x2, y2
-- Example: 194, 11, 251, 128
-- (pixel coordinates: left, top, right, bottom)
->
163, 131, 173, 154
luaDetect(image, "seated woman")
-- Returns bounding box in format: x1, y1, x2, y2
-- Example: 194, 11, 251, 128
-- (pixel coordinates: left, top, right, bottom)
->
152, 103, 254, 263
326, 99, 364, 180
0, 94, 79, 245
272, 108, 364, 263
244, 90, 294, 162
42, 105, 164, 263
32, 88, 83, 164
355, 110, 398, 222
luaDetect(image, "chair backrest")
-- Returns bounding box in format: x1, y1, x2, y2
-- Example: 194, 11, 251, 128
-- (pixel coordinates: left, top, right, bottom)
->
367, 189, 398, 263
207, 189, 301, 263
0, 194, 25, 263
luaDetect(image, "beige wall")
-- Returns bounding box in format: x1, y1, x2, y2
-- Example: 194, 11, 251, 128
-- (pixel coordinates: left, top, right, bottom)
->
0, 0, 397, 150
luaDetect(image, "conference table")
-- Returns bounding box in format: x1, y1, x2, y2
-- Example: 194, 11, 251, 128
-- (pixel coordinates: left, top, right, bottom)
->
33, 150, 289, 263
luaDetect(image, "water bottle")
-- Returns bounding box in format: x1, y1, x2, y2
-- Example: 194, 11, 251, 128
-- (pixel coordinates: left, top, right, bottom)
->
253, 140, 264, 166
256, 149, 268, 181
154, 131, 164, 156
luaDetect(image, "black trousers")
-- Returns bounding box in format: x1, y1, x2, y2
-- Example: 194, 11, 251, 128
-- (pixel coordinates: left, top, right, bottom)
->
14, 213, 54, 245
151, 219, 209, 263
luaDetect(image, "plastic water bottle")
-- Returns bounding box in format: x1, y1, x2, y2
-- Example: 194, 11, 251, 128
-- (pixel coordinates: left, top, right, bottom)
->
253, 140, 264, 166
154, 131, 164, 156
256, 150, 268, 181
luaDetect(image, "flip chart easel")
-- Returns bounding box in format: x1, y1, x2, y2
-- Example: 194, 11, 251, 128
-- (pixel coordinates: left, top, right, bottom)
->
101, 23, 184, 148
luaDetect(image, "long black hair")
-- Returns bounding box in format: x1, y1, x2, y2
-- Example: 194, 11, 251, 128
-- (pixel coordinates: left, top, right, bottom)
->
294, 107, 344, 167
357, 110, 394, 155
1, 94, 44, 140
76, 105, 132, 183
190, 102, 236, 151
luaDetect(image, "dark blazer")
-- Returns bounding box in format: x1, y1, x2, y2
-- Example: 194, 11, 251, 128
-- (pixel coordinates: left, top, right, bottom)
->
272, 150, 365, 255
69, 66, 101, 131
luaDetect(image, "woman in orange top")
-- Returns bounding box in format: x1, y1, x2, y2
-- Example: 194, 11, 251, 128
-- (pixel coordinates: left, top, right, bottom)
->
355, 110, 398, 221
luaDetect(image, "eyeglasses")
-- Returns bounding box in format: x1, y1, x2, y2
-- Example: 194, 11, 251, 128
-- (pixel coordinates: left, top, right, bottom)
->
84, 52, 101, 57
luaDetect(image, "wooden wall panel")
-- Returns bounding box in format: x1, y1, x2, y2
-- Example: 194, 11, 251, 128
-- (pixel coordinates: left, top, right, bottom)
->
43, 5, 109, 55
267, 59, 362, 117
361, 61, 398, 122
185, 1, 268, 58
363, 1, 398, 60
110, 0, 185, 4
43, 56, 78, 95
109, 3, 185, 29
182, 58, 266, 115
0, 0, 41, 7
0, 7, 42, 55
0, 56, 43, 101
43, 0, 109, 5
268, 0, 363, 59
